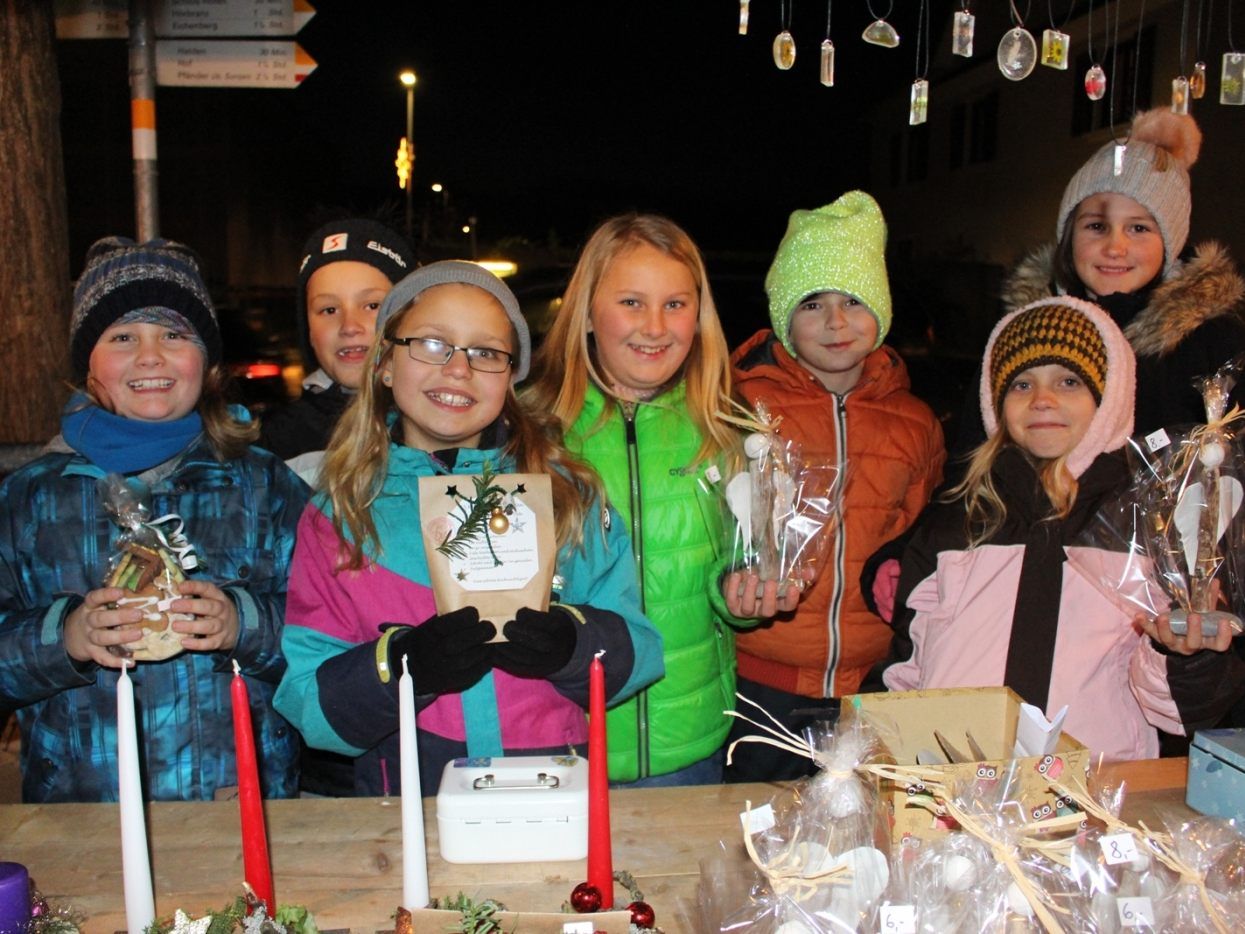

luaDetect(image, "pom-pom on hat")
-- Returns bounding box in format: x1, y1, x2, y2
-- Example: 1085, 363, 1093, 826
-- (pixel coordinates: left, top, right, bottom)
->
71, 237, 220, 377
764, 190, 892, 356
1057, 108, 1202, 280
376, 260, 532, 383
980, 297, 1136, 478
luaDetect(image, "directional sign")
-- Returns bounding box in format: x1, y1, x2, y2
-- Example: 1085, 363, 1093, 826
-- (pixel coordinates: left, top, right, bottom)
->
55, 0, 128, 39
155, 40, 317, 88
155, 0, 316, 38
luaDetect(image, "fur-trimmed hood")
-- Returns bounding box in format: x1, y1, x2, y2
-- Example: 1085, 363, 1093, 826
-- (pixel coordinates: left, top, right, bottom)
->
1001, 241, 1245, 359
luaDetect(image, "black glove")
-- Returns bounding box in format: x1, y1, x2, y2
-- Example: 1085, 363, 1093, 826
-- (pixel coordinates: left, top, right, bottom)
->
387, 608, 496, 696
494, 606, 578, 679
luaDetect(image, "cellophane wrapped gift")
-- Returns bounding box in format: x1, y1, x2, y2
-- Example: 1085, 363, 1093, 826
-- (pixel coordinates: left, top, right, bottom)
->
1151, 813, 1245, 930
99, 473, 198, 661
702, 400, 844, 596
698, 707, 891, 932
1069, 356, 1245, 638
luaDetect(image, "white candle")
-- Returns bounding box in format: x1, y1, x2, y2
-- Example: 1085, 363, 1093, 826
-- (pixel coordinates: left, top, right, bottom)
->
399, 654, 429, 909
117, 662, 155, 931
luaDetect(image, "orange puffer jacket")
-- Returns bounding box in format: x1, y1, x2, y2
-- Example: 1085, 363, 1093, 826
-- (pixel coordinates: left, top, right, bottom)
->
730, 330, 945, 699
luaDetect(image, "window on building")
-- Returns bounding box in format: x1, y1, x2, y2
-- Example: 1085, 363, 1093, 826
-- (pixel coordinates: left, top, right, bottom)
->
1071, 24, 1155, 135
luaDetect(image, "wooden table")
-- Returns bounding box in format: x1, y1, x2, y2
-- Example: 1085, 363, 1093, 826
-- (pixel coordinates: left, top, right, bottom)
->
0, 758, 1191, 933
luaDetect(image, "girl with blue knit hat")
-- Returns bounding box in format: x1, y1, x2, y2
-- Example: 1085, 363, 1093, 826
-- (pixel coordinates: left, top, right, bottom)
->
723, 191, 946, 783
0, 237, 309, 802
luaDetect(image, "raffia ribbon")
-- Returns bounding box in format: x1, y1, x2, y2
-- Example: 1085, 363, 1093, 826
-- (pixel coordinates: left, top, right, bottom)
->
739, 801, 853, 902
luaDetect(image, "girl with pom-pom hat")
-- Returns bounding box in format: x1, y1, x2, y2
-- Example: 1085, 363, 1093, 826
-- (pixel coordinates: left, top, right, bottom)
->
1002, 107, 1245, 433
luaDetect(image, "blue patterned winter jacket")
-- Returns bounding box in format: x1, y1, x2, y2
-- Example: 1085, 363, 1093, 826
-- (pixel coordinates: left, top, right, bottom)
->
0, 437, 308, 802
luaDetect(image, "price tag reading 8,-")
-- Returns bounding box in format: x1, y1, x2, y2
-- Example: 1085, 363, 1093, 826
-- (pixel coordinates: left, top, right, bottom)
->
1099, 832, 1141, 865
1117, 896, 1155, 928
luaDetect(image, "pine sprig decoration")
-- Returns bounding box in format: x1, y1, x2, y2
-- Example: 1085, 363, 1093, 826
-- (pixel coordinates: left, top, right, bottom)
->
436, 466, 508, 565
428, 892, 510, 933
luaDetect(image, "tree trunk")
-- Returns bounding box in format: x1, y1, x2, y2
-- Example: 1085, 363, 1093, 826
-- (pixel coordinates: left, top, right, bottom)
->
0, 0, 71, 445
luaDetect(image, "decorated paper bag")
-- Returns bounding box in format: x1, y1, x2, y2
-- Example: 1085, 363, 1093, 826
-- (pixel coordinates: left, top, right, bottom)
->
418, 470, 556, 629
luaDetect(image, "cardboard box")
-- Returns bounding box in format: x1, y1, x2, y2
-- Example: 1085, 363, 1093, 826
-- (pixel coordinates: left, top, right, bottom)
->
1187, 728, 1245, 822
847, 687, 1090, 844
436, 754, 588, 863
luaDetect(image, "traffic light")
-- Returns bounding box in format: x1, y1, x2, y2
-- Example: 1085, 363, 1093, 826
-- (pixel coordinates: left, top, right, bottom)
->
395, 137, 412, 190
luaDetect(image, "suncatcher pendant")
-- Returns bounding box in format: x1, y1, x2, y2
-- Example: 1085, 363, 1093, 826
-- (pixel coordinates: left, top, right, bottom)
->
773, 30, 796, 69
1171, 76, 1190, 114
998, 27, 1037, 80
952, 10, 975, 57
1222, 52, 1245, 105
739, 0, 750, 35
862, 19, 900, 47
1190, 60, 1207, 98
1041, 29, 1070, 69
1085, 64, 1107, 99
1113, 143, 1126, 177
820, 39, 835, 85
909, 78, 929, 125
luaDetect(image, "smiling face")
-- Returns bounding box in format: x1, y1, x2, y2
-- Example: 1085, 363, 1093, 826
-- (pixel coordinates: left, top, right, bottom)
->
1071, 193, 1165, 297
788, 291, 879, 394
588, 243, 699, 400
1001, 363, 1099, 461
87, 320, 205, 422
306, 260, 393, 389
382, 283, 514, 451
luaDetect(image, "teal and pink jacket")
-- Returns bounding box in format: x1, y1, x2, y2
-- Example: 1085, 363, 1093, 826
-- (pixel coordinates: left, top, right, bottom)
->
273, 441, 663, 795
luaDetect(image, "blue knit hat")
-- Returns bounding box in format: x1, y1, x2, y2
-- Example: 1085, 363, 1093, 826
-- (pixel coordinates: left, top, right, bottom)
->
71, 237, 219, 376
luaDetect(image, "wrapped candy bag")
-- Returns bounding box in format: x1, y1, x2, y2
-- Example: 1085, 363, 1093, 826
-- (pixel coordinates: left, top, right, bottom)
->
700, 703, 892, 932
703, 400, 844, 596
871, 832, 1013, 932
1150, 813, 1245, 931
1069, 356, 1245, 638
99, 474, 199, 661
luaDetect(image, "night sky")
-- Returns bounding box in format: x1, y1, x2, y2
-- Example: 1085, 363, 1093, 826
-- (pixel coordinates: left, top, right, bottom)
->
57, 1, 937, 270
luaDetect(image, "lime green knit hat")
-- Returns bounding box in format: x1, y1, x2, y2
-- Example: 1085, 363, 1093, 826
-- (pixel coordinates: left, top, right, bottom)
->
764, 190, 892, 355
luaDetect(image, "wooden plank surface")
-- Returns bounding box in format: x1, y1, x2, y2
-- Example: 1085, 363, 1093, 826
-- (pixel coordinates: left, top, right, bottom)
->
0, 758, 1192, 933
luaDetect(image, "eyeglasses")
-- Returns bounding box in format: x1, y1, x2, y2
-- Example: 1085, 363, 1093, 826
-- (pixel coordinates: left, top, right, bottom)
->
389, 336, 514, 373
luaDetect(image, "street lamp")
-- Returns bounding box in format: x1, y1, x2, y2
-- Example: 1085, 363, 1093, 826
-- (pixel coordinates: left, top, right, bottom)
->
399, 69, 417, 241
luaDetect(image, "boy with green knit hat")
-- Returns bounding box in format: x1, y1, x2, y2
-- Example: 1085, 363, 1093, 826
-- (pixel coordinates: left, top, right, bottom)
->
722, 190, 946, 782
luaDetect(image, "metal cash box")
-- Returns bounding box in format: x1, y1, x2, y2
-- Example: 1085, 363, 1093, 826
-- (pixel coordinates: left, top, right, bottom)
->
435, 754, 588, 863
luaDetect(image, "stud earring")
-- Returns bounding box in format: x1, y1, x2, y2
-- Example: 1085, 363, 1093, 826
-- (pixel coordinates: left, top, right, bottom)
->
382, 374, 392, 385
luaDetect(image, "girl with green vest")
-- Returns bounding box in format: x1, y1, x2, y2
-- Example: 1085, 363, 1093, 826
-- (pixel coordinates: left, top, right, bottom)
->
527, 214, 744, 784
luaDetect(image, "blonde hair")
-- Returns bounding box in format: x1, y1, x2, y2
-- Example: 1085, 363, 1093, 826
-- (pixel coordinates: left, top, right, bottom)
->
950, 434, 1079, 547
526, 213, 738, 462
320, 291, 606, 570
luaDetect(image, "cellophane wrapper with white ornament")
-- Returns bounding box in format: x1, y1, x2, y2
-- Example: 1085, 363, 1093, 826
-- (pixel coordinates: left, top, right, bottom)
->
701, 400, 845, 594
99, 473, 192, 661
696, 711, 892, 932
1068, 356, 1245, 637
1149, 812, 1245, 930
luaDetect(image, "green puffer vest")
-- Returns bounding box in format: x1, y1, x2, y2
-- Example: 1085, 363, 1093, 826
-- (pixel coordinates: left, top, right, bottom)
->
566, 382, 736, 781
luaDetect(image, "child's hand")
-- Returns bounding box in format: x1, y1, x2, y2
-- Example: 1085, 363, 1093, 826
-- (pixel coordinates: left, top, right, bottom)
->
872, 558, 901, 623
1135, 612, 1234, 654
170, 580, 240, 653
723, 570, 804, 619
63, 586, 145, 668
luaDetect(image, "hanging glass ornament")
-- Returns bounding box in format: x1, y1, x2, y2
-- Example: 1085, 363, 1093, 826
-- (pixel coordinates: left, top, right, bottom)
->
739, 0, 750, 35
1190, 60, 1207, 98
1041, 29, 1070, 69
773, 30, 796, 69
1085, 64, 1108, 100
820, 39, 836, 85
1113, 144, 1126, 176
998, 27, 1038, 80
1171, 76, 1190, 114
952, 10, 975, 57
909, 78, 929, 125
862, 1, 900, 47
863, 18, 900, 46
1222, 52, 1245, 105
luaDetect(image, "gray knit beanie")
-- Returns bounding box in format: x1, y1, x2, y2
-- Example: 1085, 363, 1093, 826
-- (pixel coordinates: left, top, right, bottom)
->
376, 260, 531, 383
71, 237, 219, 377
1057, 109, 1202, 279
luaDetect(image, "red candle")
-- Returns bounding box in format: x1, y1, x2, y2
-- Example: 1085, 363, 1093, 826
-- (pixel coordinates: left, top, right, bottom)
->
587, 650, 613, 907
231, 660, 274, 912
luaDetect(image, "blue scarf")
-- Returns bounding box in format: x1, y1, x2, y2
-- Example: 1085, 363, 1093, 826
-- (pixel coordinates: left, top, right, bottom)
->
61, 393, 203, 474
